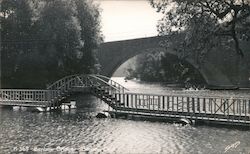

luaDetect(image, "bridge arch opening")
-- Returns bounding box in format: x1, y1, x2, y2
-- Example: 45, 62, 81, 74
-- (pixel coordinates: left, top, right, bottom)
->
112, 49, 208, 88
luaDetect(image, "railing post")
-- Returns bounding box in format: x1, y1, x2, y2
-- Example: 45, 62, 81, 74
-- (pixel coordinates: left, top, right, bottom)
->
248, 100, 250, 114
135, 94, 138, 110
176, 97, 179, 111
181, 96, 184, 113
126, 94, 129, 107
192, 98, 195, 113
162, 96, 165, 110
167, 96, 169, 111
239, 100, 242, 117
119, 93, 121, 104
172, 96, 174, 111
203, 98, 206, 112
209, 98, 212, 114
197, 98, 200, 113
157, 96, 160, 112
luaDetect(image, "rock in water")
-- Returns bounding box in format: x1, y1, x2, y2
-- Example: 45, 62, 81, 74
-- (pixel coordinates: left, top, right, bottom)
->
96, 112, 109, 118
179, 118, 192, 126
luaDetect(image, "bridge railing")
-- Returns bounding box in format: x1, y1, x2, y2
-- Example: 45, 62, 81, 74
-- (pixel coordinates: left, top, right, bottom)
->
46, 75, 89, 101
44, 74, 120, 107
47, 75, 95, 90
87, 75, 124, 98
113, 92, 250, 123
89, 74, 128, 93
0, 89, 60, 105
47, 75, 79, 90
47, 74, 128, 93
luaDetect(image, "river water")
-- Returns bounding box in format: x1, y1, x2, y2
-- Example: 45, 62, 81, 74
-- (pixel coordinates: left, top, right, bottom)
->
0, 77, 250, 154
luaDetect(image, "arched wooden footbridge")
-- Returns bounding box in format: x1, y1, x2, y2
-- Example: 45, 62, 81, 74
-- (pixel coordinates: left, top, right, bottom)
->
0, 74, 250, 127
0, 74, 128, 109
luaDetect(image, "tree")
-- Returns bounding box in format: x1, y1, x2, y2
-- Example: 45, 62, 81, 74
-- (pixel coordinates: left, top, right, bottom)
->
75, 0, 103, 74
134, 52, 165, 82
1, 0, 34, 87
160, 54, 206, 87
150, 0, 250, 62
35, 0, 102, 82
35, 0, 84, 81
0, 0, 102, 88
127, 52, 206, 87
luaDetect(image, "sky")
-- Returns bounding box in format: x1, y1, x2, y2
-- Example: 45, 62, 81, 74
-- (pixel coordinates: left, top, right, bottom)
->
96, 0, 163, 42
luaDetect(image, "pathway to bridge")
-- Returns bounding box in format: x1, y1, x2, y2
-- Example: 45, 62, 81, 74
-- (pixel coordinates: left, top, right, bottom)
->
0, 74, 250, 127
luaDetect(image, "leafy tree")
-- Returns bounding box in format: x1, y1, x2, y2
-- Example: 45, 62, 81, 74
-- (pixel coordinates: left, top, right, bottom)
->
127, 52, 205, 87
135, 52, 164, 82
150, 0, 250, 61
0, 0, 102, 88
75, 0, 103, 74
35, 0, 84, 81
1, 0, 34, 88
160, 54, 206, 87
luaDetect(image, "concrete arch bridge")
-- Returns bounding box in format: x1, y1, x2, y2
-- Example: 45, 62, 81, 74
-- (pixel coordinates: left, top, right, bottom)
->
97, 36, 250, 89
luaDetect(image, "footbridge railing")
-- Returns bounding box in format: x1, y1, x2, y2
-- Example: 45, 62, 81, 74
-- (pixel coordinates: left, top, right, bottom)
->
0, 74, 128, 108
108, 92, 250, 125
93, 74, 129, 93
46, 74, 128, 93
44, 74, 129, 109
0, 89, 58, 107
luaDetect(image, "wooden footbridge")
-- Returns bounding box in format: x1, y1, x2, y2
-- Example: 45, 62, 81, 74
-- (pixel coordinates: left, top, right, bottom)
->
0, 74, 127, 109
0, 74, 250, 126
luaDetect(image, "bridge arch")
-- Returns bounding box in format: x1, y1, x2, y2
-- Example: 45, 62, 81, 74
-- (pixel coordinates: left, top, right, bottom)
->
110, 47, 164, 77
97, 36, 233, 87
111, 48, 208, 84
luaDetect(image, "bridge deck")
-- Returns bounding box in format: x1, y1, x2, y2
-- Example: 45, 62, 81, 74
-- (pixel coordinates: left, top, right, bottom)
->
107, 110, 250, 126
0, 101, 49, 107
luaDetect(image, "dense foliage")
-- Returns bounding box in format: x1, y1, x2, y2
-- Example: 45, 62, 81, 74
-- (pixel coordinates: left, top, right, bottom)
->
150, 0, 250, 61
127, 52, 206, 88
1, 0, 102, 88
129, 0, 250, 87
